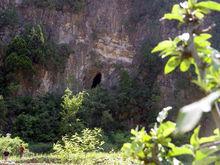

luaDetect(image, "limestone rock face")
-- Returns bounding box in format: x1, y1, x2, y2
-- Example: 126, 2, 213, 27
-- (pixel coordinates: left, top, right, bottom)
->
0, 0, 203, 108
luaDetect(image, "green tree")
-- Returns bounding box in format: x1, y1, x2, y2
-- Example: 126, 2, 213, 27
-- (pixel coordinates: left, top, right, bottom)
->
59, 88, 85, 135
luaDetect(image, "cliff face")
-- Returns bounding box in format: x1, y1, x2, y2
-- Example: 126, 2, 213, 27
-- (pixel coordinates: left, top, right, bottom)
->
0, 0, 204, 109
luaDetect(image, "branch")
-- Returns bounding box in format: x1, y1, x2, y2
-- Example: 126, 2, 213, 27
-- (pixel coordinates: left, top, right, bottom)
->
187, 25, 206, 79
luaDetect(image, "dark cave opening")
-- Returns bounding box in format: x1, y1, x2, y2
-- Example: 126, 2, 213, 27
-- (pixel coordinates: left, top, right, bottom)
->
91, 73, 102, 88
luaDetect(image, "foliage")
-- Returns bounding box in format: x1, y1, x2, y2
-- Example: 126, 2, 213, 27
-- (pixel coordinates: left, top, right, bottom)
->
59, 68, 160, 137
122, 107, 220, 164
12, 152, 135, 165
152, 0, 220, 133
5, 95, 62, 143
0, 70, 159, 145
1, 24, 71, 96
0, 96, 7, 133
5, 25, 70, 73
0, 8, 19, 29
0, 134, 28, 156
77, 87, 120, 131
29, 143, 53, 154
54, 128, 104, 160
122, 0, 220, 164
103, 131, 130, 151
59, 88, 85, 135
23, 0, 86, 12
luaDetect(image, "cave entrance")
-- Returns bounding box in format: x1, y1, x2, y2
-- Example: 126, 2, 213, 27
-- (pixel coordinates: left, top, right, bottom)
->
91, 72, 102, 88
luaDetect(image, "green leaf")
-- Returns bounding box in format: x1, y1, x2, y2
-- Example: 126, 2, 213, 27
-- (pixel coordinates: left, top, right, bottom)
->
180, 59, 191, 72
188, 0, 198, 8
194, 155, 220, 165
131, 128, 151, 142
190, 126, 200, 147
172, 4, 182, 13
157, 121, 176, 138
194, 34, 212, 48
163, 13, 184, 22
151, 40, 174, 53
195, 33, 212, 41
163, 4, 184, 22
168, 144, 193, 157
164, 56, 181, 74
199, 129, 220, 144
194, 144, 220, 163
199, 136, 219, 144
194, 10, 205, 19
196, 1, 220, 12
176, 90, 220, 133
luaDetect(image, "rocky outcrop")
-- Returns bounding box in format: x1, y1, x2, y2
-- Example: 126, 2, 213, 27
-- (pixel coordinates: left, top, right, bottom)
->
0, 0, 206, 109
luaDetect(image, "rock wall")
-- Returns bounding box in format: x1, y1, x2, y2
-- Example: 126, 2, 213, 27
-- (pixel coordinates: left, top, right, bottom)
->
0, 0, 205, 110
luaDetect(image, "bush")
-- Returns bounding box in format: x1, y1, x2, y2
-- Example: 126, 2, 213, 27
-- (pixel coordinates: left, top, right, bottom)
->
103, 131, 130, 151
54, 128, 104, 160
59, 88, 86, 135
78, 87, 121, 131
1, 24, 71, 95
12, 95, 61, 142
29, 143, 53, 153
5, 25, 70, 73
59, 69, 161, 136
0, 134, 28, 156
0, 96, 7, 133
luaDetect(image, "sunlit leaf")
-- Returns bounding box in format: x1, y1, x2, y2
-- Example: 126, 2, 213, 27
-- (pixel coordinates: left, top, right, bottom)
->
168, 144, 193, 156
194, 155, 220, 165
190, 126, 200, 147
151, 40, 174, 53
163, 4, 184, 22
194, 10, 204, 19
197, 33, 212, 40
157, 121, 176, 138
164, 56, 181, 74
194, 34, 212, 48
163, 13, 184, 22
199, 135, 220, 144
196, 1, 220, 12
188, 0, 198, 8
180, 59, 191, 72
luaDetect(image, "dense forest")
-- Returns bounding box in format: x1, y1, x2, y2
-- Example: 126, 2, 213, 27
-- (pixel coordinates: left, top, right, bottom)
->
1, 0, 220, 164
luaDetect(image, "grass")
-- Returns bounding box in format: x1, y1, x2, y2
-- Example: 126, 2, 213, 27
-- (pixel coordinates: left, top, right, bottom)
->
2, 152, 140, 165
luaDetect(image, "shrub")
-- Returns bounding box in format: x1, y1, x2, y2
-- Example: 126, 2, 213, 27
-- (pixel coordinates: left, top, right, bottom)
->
1, 24, 71, 95
59, 88, 86, 135
122, 107, 220, 164
29, 143, 53, 153
5, 25, 70, 73
0, 96, 7, 133
8, 95, 61, 142
78, 87, 120, 131
103, 131, 130, 151
0, 134, 28, 156
54, 128, 104, 160
59, 69, 161, 136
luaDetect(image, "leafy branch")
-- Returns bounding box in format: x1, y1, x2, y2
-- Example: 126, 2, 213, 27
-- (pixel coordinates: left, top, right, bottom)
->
152, 0, 220, 133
